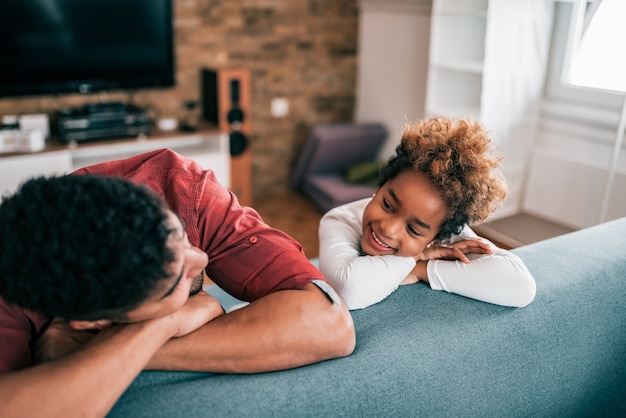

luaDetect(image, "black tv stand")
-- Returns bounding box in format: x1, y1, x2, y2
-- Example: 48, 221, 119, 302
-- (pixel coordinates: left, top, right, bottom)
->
82, 102, 129, 115
56, 102, 151, 143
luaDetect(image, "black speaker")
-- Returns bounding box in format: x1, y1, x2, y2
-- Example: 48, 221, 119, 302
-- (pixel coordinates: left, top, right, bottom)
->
201, 69, 219, 125
201, 68, 249, 156
227, 79, 244, 125
201, 67, 253, 206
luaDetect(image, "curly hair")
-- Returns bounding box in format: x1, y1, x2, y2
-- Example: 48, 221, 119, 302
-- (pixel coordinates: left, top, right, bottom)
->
378, 116, 507, 242
0, 175, 176, 320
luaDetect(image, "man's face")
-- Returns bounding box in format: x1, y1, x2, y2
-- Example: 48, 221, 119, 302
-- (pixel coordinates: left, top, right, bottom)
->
121, 210, 209, 323
361, 170, 446, 258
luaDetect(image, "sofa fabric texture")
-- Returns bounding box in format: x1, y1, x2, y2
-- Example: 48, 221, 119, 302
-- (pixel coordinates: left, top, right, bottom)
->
109, 218, 626, 417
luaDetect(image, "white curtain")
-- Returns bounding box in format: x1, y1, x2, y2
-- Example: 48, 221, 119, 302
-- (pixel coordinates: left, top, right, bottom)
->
480, 0, 553, 211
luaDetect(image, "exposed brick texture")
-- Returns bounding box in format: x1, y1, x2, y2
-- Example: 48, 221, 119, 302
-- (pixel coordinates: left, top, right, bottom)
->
0, 0, 359, 197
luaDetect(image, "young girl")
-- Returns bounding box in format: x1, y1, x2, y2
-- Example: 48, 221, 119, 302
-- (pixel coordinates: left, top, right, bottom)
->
318, 116, 536, 310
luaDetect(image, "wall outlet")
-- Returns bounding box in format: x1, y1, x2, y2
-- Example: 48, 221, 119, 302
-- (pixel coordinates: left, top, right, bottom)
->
271, 98, 289, 117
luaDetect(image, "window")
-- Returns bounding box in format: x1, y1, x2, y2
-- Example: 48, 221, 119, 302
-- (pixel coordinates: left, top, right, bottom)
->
568, 0, 626, 93
544, 0, 623, 112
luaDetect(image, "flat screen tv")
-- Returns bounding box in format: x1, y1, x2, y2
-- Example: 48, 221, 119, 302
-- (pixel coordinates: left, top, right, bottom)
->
0, 0, 174, 98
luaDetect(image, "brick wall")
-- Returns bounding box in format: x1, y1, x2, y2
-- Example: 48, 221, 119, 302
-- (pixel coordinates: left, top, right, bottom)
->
0, 0, 359, 197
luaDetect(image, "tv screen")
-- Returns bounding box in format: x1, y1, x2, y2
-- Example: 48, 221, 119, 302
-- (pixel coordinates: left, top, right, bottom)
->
0, 0, 174, 98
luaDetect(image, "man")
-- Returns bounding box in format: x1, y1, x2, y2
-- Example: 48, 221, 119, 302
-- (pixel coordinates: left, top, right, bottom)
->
0, 148, 355, 417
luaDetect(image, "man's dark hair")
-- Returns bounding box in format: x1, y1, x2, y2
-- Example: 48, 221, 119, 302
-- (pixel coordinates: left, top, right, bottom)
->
0, 175, 176, 320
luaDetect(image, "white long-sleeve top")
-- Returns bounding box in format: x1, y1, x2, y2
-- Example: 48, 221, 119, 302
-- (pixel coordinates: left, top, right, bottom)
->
319, 198, 536, 310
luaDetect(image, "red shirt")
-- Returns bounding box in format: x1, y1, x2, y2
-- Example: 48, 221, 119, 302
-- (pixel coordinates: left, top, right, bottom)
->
0, 300, 50, 372
0, 148, 325, 372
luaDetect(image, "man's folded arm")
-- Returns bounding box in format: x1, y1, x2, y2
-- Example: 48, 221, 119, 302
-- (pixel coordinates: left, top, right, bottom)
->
0, 320, 175, 418
147, 283, 356, 373
0, 291, 221, 418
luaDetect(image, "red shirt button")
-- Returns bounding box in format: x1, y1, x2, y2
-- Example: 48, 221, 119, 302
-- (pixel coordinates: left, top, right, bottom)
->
248, 235, 258, 244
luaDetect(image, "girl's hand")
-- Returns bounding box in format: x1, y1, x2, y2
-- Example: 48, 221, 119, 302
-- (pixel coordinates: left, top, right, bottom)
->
403, 240, 493, 285
415, 239, 492, 264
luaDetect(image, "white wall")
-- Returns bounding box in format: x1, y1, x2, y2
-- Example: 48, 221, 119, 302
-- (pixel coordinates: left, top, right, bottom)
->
355, 0, 432, 159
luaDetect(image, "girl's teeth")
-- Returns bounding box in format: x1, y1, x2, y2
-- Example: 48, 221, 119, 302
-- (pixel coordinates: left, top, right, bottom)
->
372, 230, 390, 248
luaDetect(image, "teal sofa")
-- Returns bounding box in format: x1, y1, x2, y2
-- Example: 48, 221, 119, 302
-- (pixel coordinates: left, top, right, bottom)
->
108, 218, 626, 417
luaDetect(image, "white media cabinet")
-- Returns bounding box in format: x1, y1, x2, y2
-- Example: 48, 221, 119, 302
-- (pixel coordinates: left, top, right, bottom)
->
0, 128, 230, 199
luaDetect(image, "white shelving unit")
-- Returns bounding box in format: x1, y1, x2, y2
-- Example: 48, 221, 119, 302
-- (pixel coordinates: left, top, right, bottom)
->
425, 0, 488, 119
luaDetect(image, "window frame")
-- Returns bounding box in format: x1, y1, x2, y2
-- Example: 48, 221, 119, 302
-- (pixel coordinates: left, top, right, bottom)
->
544, 0, 623, 111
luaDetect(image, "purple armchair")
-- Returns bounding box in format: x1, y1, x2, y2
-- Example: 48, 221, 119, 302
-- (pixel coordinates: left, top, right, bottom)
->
291, 123, 387, 213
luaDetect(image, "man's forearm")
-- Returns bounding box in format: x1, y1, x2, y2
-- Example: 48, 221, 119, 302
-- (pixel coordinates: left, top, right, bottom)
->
147, 283, 356, 373
0, 320, 176, 418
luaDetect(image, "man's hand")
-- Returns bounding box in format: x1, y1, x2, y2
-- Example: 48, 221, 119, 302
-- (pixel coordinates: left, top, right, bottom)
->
34, 318, 99, 364
416, 239, 492, 264
158, 290, 225, 338
35, 291, 224, 364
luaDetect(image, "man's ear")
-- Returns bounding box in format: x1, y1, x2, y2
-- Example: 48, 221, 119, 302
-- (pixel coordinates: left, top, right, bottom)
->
68, 319, 112, 331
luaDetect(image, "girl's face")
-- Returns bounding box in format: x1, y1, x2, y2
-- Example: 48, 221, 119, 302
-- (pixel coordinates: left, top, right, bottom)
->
361, 170, 446, 257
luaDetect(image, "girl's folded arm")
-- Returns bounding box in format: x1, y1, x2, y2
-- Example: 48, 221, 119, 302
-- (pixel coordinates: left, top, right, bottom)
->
427, 226, 536, 307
